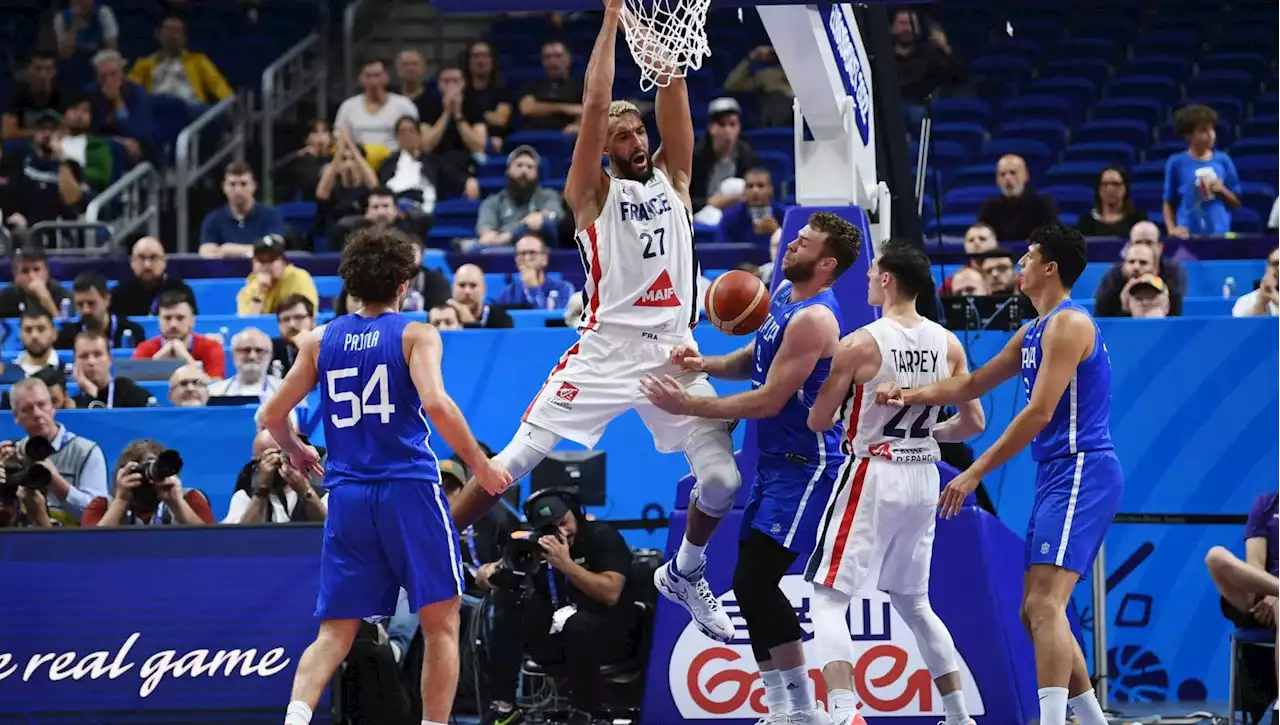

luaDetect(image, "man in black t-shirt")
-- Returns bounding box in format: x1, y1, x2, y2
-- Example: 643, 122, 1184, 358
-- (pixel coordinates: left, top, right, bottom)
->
2, 52, 64, 141
109, 236, 198, 317
418, 63, 485, 192
70, 330, 153, 408
517, 40, 584, 133
54, 270, 145, 350
2, 110, 88, 232
476, 492, 644, 725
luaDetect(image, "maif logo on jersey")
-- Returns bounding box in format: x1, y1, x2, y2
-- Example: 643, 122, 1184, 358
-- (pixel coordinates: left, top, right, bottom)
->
635, 270, 681, 308
668, 575, 985, 719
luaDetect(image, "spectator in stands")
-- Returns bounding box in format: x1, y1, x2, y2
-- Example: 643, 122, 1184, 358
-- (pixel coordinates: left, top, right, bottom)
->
34, 366, 75, 410
2, 111, 89, 233
236, 234, 319, 316
977, 155, 1058, 242
1076, 166, 1147, 238
334, 58, 418, 157
209, 328, 283, 399
110, 236, 198, 317
724, 46, 793, 128
133, 291, 226, 379
86, 50, 151, 163
168, 363, 211, 407
890, 9, 961, 128
393, 49, 428, 104
2, 52, 65, 141
979, 249, 1018, 296
428, 305, 463, 330
315, 128, 379, 244
54, 0, 119, 61
940, 223, 998, 295
518, 39, 583, 133
420, 63, 486, 196
200, 161, 286, 258
224, 427, 327, 524
714, 167, 785, 247
450, 263, 513, 328
405, 238, 452, 312
477, 145, 564, 248
463, 40, 513, 151
1206, 490, 1279, 632
71, 330, 153, 408
0, 246, 70, 319
691, 98, 760, 226
14, 309, 60, 375
54, 271, 144, 350
128, 15, 233, 107
949, 266, 988, 297
279, 119, 334, 202
1163, 104, 1242, 239
84, 439, 215, 526
1123, 275, 1171, 320
1094, 221, 1186, 318
1232, 248, 1279, 318
57, 93, 111, 192
334, 284, 360, 315
495, 235, 575, 309
378, 117, 450, 216
271, 294, 316, 374
2, 377, 108, 525
333, 185, 431, 253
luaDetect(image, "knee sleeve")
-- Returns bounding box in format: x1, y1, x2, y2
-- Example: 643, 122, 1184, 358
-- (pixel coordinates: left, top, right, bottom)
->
889, 591, 959, 678
811, 584, 857, 669
495, 422, 561, 481
733, 536, 800, 660
685, 428, 741, 518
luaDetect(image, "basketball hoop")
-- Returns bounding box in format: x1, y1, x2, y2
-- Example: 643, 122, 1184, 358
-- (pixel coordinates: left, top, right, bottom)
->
620, 0, 711, 91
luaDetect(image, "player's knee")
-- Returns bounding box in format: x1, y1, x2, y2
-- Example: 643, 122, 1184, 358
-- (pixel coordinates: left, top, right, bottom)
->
1021, 590, 1063, 633
686, 430, 741, 518
417, 601, 461, 636
495, 423, 557, 481
731, 559, 771, 614
1205, 545, 1234, 572
889, 592, 958, 677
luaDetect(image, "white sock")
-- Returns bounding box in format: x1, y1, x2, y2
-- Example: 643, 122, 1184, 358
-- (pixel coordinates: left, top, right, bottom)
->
781, 665, 815, 713
675, 536, 707, 575
1067, 689, 1108, 725
828, 688, 858, 721
761, 669, 786, 714
284, 701, 312, 725
1039, 687, 1069, 725
942, 690, 970, 724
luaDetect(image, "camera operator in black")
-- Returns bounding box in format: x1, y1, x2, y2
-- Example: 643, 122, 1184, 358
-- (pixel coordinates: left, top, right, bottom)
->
82, 439, 216, 526
476, 490, 643, 725
224, 427, 327, 524
0, 463, 54, 528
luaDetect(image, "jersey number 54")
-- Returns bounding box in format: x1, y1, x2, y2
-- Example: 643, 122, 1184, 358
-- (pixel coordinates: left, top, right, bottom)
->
327, 364, 396, 428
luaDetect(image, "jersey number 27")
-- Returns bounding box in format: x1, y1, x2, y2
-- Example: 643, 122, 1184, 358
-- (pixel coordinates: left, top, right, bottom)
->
327, 364, 395, 428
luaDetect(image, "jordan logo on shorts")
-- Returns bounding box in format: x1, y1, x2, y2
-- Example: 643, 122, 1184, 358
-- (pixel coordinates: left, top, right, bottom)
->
552, 382, 580, 410
634, 270, 680, 308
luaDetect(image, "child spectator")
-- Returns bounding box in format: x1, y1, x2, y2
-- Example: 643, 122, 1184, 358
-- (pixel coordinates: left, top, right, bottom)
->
1162, 104, 1241, 239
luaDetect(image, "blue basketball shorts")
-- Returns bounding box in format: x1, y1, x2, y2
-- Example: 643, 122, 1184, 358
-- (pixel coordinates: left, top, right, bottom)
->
740, 453, 838, 556
1025, 450, 1124, 576
316, 479, 464, 620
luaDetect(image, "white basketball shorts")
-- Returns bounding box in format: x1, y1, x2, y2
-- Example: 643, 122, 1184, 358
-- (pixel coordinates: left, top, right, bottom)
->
522, 327, 726, 454
805, 457, 940, 597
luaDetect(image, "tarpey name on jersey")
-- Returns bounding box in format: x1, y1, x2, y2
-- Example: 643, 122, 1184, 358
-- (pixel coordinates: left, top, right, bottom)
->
890, 348, 938, 374
619, 192, 673, 222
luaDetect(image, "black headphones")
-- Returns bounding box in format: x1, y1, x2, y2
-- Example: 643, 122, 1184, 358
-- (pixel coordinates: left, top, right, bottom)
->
522, 485, 586, 524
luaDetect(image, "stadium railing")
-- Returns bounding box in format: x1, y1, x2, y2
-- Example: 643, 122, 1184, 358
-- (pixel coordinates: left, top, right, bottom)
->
29, 163, 162, 255
261, 32, 331, 202
176, 96, 248, 253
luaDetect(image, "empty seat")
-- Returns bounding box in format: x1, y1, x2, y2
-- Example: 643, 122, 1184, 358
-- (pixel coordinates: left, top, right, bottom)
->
743, 128, 793, 156
1129, 182, 1164, 211
1040, 59, 1111, 87
969, 55, 1036, 86
1231, 208, 1263, 234
1147, 140, 1190, 162
1256, 93, 1279, 118
996, 120, 1070, 152
1187, 70, 1259, 103
1061, 143, 1136, 166
1045, 162, 1110, 188
931, 98, 993, 126
1075, 120, 1151, 149
1233, 138, 1280, 157
941, 187, 993, 217
1199, 53, 1271, 78
1107, 75, 1179, 107
950, 164, 998, 189
923, 214, 977, 239
932, 122, 988, 154
1124, 55, 1193, 82
1131, 31, 1200, 59
1235, 156, 1280, 186
1003, 95, 1073, 123
1055, 37, 1120, 64
1026, 78, 1098, 109
1092, 97, 1166, 127
1041, 185, 1095, 217
1130, 161, 1167, 185
984, 36, 1044, 62
1242, 115, 1279, 140
1238, 182, 1277, 219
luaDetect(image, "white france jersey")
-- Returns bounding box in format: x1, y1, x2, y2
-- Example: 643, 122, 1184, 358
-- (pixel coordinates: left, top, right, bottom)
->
842, 317, 951, 464
572, 168, 699, 336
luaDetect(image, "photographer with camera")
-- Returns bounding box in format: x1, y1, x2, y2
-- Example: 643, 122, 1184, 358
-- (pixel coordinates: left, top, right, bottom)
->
82, 439, 216, 526
476, 489, 643, 725
0, 378, 107, 525
224, 427, 328, 524
0, 464, 54, 528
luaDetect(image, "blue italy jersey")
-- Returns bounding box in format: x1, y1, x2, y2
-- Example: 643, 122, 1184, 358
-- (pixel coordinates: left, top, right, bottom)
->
1020, 299, 1114, 462
751, 281, 843, 461
317, 312, 440, 487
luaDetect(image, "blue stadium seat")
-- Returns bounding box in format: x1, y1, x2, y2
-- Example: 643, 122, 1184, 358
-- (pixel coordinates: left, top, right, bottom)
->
1217, 26, 1277, 57
969, 55, 1035, 86
1257, 93, 1280, 118
1231, 208, 1263, 234
1075, 120, 1150, 149
1091, 97, 1166, 128
1184, 96, 1246, 128
1235, 156, 1280, 187
922, 214, 976, 239
277, 202, 317, 231
1233, 138, 1280, 157
743, 128, 792, 157
1187, 71, 1259, 103
1004, 20, 1062, 47
950, 164, 998, 189
1147, 140, 1190, 162
1041, 186, 1094, 217
1238, 182, 1277, 219
1242, 116, 1279, 140
941, 187, 992, 217
1074, 14, 1141, 42
1155, 118, 1234, 146
1106, 75, 1179, 107
1003, 95, 1074, 123
931, 98, 993, 126
1131, 161, 1167, 185
932, 122, 988, 155
1044, 162, 1108, 188
979, 139, 1053, 175
754, 152, 793, 190
1061, 143, 1135, 167
1129, 182, 1163, 212
1040, 59, 1111, 88
434, 198, 482, 231
1131, 31, 1200, 59
1199, 53, 1271, 78
151, 95, 195, 149
926, 140, 972, 170
984, 36, 1043, 62
504, 131, 575, 164
995, 120, 1069, 152
1123, 55, 1193, 83
1055, 37, 1120, 65
1025, 78, 1097, 110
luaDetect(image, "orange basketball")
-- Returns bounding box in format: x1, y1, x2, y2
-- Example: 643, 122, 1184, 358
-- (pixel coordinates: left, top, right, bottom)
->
705, 270, 770, 335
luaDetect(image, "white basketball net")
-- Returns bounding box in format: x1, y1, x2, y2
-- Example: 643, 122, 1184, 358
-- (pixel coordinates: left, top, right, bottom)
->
620, 0, 712, 91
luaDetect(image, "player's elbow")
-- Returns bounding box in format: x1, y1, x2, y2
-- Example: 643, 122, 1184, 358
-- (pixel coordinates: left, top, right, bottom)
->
966, 408, 987, 435
807, 410, 833, 433
1023, 406, 1053, 429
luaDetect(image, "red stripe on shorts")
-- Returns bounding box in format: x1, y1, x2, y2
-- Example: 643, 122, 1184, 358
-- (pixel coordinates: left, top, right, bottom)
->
583, 224, 603, 330
522, 342, 581, 422
824, 457, 870, 588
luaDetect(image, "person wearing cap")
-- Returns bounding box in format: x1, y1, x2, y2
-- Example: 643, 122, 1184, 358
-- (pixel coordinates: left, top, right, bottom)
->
476, 144, 564, 248
56, 92, 111, 192
517, 39, 584, 133
200, 161, 286, 258
690, 97, 760, 226
1093, 221, 1186, 318
236, 234, 319, 316
0, 245, 71, 319
2, 109, 88, 234
1123, 274, 1171, 319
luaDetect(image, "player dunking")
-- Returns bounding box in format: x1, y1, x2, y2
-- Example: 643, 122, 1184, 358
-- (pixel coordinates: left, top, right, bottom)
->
450, 0, 742, 643
877, 224, 1121, 725
642, 213, 861, 725
805, 241, 985, 725
261, 228, 511, 725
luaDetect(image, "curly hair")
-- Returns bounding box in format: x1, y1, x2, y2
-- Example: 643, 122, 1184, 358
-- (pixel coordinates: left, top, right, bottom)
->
338, 226, 419, 305
809, 211, 863, 277
1173, 104, 1218, 139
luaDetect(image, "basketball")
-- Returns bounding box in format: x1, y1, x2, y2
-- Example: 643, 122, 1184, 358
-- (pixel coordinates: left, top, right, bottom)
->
705, 270, 769, 335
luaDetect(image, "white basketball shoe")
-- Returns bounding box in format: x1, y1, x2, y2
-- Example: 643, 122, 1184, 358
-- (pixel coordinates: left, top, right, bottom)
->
654, 558, 734, 643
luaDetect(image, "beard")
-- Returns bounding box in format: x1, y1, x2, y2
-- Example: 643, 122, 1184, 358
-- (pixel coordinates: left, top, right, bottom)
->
612, 152, 654, 183
506, 177, 538, 205
783, 258, 817, 283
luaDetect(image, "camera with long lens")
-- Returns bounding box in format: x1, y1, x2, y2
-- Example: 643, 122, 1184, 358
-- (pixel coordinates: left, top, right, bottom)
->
130, 450, 184, 510
490, 523, 560, 591
0, 436, 55, 500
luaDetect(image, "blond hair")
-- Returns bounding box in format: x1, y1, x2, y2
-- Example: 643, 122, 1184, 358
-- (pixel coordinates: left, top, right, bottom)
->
609, 100, 641, 118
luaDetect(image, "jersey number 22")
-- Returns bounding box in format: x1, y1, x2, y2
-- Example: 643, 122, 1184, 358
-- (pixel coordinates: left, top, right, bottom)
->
327, 364, 395, 428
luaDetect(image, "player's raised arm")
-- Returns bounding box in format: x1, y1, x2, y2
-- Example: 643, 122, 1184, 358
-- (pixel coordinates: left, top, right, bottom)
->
882, 323, 1030, 407
563, 0, 624, 221
650, 71, 693, 204
259, 327, 322, 469
808, 330, 875, 432
931, 332, 987, 442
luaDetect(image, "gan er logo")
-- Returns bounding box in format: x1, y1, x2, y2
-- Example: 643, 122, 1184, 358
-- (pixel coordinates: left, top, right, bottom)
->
826, 5, 872, 146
